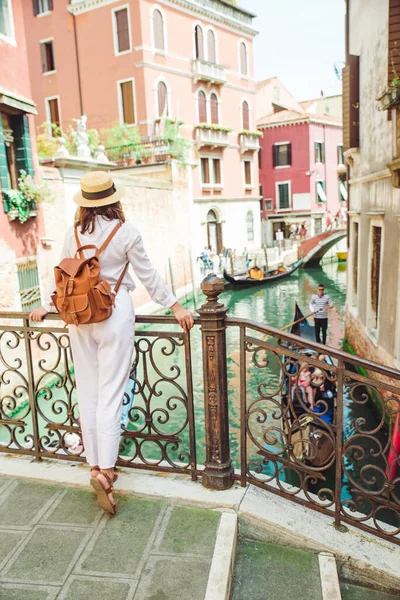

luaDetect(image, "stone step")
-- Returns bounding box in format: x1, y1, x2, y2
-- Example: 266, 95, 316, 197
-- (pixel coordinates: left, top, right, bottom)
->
230, 538, 324, 600
340, 583, 400, 600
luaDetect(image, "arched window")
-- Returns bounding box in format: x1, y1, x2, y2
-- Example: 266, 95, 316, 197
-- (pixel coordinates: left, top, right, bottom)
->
195, 25, 204, 60
153, 9, 165, 51
207, 29, 216, 63
157, 81, 168, 117
207, 209, 222, 253
246, 211, 254, 241
242, 100, 250, 130
210, 93, 219, 125
198, 90, 207, 123
240, 42, 248, 76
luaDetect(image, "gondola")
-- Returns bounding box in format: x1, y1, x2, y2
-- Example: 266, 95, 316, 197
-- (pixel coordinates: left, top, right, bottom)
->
223, 258, 302, 289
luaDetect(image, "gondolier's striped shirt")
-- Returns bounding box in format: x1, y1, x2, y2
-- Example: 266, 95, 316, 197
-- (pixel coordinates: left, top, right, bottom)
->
309, 294, 333, 319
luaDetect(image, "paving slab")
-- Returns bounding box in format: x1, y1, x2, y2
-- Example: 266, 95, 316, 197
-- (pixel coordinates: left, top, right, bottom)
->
59, 576, 135, 600
0, 584, 58, 600
44, 488, 102, 526
231, 538, 323, 600
0, 480, 60, 528
158, 506, 220, 556
340, 583, 400, 600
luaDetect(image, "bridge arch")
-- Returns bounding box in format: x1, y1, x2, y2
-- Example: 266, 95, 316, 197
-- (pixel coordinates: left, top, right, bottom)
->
299, 229, 347, 267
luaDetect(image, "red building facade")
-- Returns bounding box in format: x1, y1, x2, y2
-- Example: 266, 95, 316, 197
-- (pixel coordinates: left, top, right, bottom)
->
258, 106, 345, 246
0, 0, 42, 310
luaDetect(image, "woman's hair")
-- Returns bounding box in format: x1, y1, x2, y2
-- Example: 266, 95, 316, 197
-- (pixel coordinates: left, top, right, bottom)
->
75, 202, 125, 234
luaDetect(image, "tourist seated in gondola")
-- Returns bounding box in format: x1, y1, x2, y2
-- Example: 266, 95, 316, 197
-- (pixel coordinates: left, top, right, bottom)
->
249, 265, 264, 280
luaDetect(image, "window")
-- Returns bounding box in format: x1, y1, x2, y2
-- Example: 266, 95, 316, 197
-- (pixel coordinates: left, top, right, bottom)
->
213, 158, 221, 185
266, 200, 272, 210
210, 93, 218, 125
207, 29, 216, 63
239, 41, 248, 76
119, 80, 136, 125
370, 225, 382, 330
32, 0, 53, 15
246, 211, 254, 241
339, 181, 348, 202
273, 143, 292, 167
201, 157, 223, 187
46, 97, 60, 131
315, 141, 325, 163
113, 7, 131, 54
206, 209, 222, 253
17, 258, 41, 312
195, 25, 204, 60
201, 157, 210, 184
153, 9, 165, 52
40, 39, 55, 73
242, 100, 250, 130
316, 181, 327, 203
0, 0, 13, 37
352, 221, 359, 305
277, 182, 290, 210
337, 144, 344, 165
157, 81, 168, 117
197, 90, 207, 123
0, 113, 34, 192
244, 160, 252, 187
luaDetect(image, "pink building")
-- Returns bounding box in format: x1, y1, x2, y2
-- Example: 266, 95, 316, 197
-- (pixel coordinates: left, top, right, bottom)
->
0, 0, 44, 311
22, 0, 261, 254
257, 80, 344, 246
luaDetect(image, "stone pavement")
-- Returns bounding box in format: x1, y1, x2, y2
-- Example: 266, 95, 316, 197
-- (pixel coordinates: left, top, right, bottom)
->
0, 475, 220, 600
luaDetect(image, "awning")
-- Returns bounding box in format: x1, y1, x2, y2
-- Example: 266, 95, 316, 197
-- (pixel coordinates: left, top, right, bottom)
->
339, 182, 348, 201
0, 89, 37, 115
316, 182, 327, 202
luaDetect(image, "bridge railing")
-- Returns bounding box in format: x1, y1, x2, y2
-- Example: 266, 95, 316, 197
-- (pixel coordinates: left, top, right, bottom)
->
0, 275, 399, 545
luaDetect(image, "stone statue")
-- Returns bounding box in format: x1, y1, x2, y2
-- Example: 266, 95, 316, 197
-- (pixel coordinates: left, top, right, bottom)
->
76, 114, 91, 159
54, 137, 70, 159
94, 144, 109, 163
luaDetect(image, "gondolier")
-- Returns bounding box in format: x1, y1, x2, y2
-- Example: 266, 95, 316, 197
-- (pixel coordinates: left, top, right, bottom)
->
309, 284, 333, 345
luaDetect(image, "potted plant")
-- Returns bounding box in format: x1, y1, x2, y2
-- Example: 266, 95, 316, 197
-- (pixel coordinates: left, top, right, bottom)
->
2, 170, 53, 224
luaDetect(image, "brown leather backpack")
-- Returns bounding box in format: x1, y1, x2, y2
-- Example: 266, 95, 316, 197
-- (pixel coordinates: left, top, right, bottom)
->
51, 223, 128, 326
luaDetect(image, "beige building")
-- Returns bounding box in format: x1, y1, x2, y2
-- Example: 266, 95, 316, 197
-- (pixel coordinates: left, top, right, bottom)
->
344, 0, 400, 367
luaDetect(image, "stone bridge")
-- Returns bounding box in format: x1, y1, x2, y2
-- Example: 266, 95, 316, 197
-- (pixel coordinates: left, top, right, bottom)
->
299, 228, 347, 266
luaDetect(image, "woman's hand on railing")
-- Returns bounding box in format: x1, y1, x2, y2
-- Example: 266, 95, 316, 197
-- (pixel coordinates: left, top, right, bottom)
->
170, 302, 195, 332
29, 306, 49, 322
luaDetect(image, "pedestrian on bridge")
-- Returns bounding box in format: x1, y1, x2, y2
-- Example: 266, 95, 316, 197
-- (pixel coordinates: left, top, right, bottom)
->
29, 171, 194, 516
309, 284, 333, 345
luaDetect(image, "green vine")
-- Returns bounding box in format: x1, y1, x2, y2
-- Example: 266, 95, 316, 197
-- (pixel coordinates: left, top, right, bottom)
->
194, 123, 232, 133
2, 170, 53, 224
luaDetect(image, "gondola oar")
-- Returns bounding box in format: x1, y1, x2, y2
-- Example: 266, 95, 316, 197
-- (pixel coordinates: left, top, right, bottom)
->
280, 311, 315, 332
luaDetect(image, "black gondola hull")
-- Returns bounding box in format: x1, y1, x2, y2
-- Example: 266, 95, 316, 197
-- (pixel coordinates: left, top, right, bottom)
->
223, 258, 302, 289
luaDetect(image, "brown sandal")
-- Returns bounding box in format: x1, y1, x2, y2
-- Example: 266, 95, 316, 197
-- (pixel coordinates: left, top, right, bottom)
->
90, 465, 100, 479
90, 470, 118, 515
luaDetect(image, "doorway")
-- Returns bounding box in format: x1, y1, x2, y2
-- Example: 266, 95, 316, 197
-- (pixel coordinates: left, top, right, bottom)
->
207, 210, 222, 253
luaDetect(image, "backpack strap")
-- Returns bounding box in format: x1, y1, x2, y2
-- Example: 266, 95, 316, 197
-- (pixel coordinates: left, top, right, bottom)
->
98, 222, 122, 254
114, 262, 129, 295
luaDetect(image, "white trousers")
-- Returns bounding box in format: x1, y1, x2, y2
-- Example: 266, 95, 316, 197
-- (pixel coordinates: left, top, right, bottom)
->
69, 288, 135, 469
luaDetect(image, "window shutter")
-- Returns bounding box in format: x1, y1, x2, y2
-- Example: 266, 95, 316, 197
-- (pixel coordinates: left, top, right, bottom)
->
13, 115, 35, 178
0, 117, 10, 192
287, 143, 292, 165
207, 29, 216, 63
157, 81, 168, 117
371, 226, 382, 319
213, 159, 221, 184
40, 43, 47, 73
195, 25, 204, 60
272, 145, 278, 167
32, 0, 40, 16
153, 10, 165, 51
389, 0, 400, 86
342, 54, 360, 151
48, 0, 53, 10
314, 142, 318, 163
216, 222, 223, 253
210, 93, 218, 124
121, 81, 135, 124
116, 9, 130, 53
49, 99, 60, 128
198, 91, 207, 123
240, 42, 248, 75
242, 101, 250, 130
321, 143, 326, 163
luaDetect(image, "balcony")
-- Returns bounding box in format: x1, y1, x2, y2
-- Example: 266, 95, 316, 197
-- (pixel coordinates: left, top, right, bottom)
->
239, 132, 261, 153
195, 126, 230, 149
192, 59, 226, 85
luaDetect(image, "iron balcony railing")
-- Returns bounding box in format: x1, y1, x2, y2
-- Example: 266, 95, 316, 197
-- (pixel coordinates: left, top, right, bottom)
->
0, 275, 399, 546
105, 139, 172, 167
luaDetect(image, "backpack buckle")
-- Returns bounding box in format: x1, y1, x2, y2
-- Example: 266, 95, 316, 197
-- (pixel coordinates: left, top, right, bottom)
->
67, 278, 74, 295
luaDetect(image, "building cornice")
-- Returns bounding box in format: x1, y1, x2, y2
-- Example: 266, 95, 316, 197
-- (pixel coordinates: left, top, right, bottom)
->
68, 0, 258, 37
258, 117, 342, 130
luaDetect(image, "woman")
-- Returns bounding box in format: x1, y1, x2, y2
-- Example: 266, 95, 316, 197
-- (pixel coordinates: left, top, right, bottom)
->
30, 171, 194, 515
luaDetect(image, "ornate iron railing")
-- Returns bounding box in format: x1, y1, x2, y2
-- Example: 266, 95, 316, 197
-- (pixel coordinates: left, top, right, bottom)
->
0, 276, 399, 545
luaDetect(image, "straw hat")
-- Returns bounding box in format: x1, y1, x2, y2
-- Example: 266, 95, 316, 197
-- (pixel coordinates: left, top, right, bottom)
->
73, 171, 125, 208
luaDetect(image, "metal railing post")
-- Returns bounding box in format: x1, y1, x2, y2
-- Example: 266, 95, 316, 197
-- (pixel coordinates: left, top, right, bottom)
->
197, 274, 234, 490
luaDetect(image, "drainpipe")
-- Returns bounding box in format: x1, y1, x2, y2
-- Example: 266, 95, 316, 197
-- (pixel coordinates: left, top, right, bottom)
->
345, 0, 350, 249
71, 5, 84, 116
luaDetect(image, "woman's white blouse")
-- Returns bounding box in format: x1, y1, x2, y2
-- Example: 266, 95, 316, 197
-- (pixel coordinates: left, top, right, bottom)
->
44, 216, 177, 311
